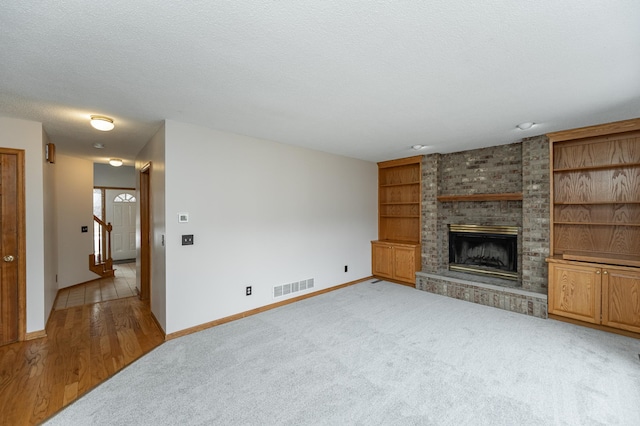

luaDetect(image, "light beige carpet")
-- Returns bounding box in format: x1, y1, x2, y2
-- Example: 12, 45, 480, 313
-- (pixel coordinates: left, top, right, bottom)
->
46, 280, 640, 425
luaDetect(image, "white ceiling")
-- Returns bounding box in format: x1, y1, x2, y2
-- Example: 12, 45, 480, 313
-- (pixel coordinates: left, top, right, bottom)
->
1, 1, 639, 165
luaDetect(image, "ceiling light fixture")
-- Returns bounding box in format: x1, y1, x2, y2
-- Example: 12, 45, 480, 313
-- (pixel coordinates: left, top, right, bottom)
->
109, 158, 123, 167
516, 122, 535, 130
412, 144, 425, 150
90, 115, 115, 131
93, 142, 105, 149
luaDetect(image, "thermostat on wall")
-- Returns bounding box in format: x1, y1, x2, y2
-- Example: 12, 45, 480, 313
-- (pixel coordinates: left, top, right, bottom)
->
178, 212, 189, 223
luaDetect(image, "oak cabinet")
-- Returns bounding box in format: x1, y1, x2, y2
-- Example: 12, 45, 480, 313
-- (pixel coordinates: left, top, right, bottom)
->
548, 259, 640, 333
371, 241, 420, 285
548, 262, 601, 324
602, 267, 640, 333
371, 242, 393, 279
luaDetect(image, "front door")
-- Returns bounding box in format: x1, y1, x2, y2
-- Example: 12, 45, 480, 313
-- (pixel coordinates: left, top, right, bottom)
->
105, 189, 137, 261
0, 150, 21, 346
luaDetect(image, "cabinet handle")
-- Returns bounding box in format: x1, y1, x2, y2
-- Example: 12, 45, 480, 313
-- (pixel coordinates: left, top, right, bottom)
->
596, 270, 600, 275
603, 270, 608, 275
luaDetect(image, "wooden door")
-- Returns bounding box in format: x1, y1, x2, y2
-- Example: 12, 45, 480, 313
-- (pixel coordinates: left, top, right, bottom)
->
371, 242, 393, 279
548, 262, 601, 324
0, 151, 21, 346
602, 267, 640, 333
393, 245, 417, 284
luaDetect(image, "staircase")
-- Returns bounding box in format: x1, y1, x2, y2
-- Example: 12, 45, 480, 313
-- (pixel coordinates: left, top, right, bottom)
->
90, 215, 115, 278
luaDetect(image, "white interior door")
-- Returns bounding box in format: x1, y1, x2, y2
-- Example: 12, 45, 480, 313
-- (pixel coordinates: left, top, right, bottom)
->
105, 189, 137, 261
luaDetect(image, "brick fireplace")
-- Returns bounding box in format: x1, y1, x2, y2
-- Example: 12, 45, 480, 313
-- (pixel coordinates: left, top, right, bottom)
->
416, 136, 549, 318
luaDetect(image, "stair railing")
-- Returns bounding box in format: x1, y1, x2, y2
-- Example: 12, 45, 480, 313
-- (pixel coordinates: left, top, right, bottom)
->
90, 215, 114, 277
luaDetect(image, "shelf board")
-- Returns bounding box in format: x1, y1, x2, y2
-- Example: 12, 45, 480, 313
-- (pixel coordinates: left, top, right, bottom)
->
561, 251, 640, 268
381, 215, 420, 218
553, 162, 640, 173
554, 222, 640, 227
437, 192, 522, 202
380, 181, 420, 187
554, 201, 640, 205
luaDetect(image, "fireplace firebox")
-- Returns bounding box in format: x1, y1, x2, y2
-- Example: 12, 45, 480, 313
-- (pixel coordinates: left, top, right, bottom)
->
448, 224, 518, 280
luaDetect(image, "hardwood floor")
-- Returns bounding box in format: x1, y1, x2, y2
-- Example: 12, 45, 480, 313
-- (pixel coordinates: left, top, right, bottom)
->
0, 297, 164, 425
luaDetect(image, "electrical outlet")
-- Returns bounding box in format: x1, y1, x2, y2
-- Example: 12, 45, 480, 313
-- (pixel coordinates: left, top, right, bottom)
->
344, 265, 348, 272
182, 234, 194, 245
246, 286, 252, 296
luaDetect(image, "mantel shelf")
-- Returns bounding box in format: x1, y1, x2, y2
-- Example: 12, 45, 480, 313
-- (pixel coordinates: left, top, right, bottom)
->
437, 192, 523, 202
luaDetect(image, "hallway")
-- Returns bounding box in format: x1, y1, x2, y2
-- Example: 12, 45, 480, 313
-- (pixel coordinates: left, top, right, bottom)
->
54, 262, 137, 309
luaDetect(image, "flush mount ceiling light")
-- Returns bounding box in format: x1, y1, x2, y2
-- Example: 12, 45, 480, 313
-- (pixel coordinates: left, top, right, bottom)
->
109, 158, 123, 167
516, 122, 535, 130
90, 115, 115, 131
412, 144, 425, 150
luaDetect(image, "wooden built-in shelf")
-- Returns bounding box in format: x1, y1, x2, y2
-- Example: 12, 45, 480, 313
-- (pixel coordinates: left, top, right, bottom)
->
560, 251, 640, 268
553, 162, 640, 173
554, 222, 640, 227
375, 156, 422, 285
437, 192, 523, 202
547, 118, 640, 337
554, 201, 640, 205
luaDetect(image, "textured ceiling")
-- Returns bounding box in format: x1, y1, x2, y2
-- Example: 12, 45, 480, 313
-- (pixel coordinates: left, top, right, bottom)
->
1, 1, 639, 165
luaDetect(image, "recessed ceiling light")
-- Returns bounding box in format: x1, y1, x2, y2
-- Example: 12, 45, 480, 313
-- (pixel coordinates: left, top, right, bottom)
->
93, 142, 105, 149
109, 158, 123, 167
412, 144, 425, 150
90, 115, 115, 131
516, 122, 535, 130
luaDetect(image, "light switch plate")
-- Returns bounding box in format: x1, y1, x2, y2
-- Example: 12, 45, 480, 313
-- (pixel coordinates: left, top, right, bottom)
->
178, 212, 189, 223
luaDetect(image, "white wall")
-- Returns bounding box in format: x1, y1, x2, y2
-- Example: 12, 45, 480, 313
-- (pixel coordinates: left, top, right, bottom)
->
0, 117, 46, 333
42, 131, 58, 320
162, 120, 378, 334
135, 123, 167, 331
55, 154, 97, 288
94, 163, 135, 188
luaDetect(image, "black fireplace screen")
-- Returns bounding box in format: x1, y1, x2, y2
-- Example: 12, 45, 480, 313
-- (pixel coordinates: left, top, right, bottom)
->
448, 225, 518, 279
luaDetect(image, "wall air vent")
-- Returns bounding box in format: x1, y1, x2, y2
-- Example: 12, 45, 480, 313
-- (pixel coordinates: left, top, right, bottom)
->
273, 278, 314, 299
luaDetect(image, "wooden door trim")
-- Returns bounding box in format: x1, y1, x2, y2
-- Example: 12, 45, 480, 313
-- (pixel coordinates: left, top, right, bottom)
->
0, 148, 26, 342
139, 162, 151, 303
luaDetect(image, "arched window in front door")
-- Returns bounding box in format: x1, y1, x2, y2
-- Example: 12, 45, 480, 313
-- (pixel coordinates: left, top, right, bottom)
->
113, 193, 136, 203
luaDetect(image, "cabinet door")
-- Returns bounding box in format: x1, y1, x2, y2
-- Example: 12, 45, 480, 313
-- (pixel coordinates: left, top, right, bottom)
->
548, 263, 601, 323
372, 243, 393, 278
393, 245, 417, 284
602, 268, 640, 333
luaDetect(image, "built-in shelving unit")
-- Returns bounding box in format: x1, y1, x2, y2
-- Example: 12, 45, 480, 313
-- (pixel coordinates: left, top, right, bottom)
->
377, 156, 422, 243
546, 117, 640, 336
550, 129, 640, 265
372, 155, 422, 286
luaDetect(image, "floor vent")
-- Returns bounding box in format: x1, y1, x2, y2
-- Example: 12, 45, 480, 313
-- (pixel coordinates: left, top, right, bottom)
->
274, 278, 314, 298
